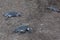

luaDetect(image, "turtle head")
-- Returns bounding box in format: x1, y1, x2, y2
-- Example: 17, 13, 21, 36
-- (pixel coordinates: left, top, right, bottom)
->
27, 27, 32, 33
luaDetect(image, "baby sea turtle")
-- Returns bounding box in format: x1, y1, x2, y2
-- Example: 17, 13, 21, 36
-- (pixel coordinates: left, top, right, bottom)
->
3, 11, 21, 18
47, 6, 60, 12
13, 25, 32, 33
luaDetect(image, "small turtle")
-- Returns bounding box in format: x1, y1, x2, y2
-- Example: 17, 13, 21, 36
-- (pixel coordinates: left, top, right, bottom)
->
3, 11, 21, 18
13, 25, 32, 33
47, 6, 60, 12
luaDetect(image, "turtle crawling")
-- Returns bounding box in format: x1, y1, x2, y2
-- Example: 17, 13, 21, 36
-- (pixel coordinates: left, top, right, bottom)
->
13, 25, 32, 33
47, 6, 60, 12
3, 11, 21, 18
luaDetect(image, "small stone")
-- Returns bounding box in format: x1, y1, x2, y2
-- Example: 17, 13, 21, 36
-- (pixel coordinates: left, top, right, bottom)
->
40, 24, 44, 26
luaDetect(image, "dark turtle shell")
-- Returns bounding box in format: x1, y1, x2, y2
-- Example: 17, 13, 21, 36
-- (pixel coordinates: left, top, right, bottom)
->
13, 25, 32, 33
4, 11, 21, 17
47, 6, 60, 12
14, 25, 28, 33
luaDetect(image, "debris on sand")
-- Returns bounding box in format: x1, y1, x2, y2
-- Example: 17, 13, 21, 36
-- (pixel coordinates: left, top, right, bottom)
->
47, 6, 60, 12
13, 24, 32, 33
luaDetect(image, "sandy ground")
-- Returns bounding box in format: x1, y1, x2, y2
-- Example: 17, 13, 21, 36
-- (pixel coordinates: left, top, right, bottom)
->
0, 0, 60, 40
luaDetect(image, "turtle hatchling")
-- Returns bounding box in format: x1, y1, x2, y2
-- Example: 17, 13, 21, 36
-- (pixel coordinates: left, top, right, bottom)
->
4, 11, 21, 18
47, 6, 60, 12
13, 25, 32, 33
